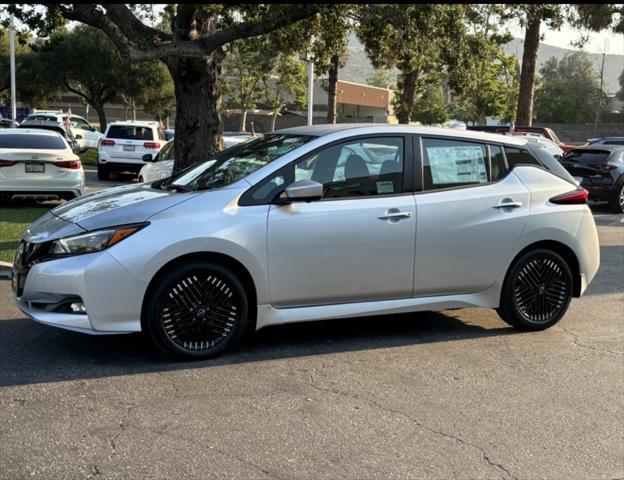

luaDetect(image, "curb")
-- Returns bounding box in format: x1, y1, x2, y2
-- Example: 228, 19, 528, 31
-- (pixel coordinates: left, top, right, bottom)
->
0, 261, 11, 278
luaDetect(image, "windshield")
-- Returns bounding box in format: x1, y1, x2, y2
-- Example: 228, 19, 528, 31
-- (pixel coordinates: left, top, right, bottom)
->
170, 134, 313, 191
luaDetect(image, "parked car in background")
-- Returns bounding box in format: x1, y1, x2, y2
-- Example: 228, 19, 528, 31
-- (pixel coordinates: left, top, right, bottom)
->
12, 125, 599, 359
97, 120, 166, 180
0, 128, 85, 202
560, 145, 624, 213
164, 128, 175, 141
502, 132, 565, 159
0, 119, 19, 128
583, 136, 624, 146
24, 110, 103, 151
18, 119, 81, 155
467, 125, 575, 154
138, 133, 254, 183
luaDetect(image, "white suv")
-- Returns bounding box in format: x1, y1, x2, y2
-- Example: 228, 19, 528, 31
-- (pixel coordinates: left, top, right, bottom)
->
97, 121, 166, 180
24, 110, 103, 151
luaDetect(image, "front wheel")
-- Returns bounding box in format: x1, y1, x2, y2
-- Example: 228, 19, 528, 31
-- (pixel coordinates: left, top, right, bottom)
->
143, 261, 250, 359
497, 249, 573, 330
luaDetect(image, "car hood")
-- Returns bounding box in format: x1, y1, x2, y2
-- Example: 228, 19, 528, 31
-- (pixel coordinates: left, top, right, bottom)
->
23, 184, 200, 242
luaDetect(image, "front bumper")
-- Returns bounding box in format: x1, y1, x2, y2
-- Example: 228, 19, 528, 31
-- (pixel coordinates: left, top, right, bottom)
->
13, 249, 146, 334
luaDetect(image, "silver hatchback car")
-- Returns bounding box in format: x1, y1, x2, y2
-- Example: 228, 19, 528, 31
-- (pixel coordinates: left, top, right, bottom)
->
12, 125, 600, 359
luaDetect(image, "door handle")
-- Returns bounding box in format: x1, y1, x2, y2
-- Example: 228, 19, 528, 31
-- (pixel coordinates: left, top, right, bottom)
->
378, 211, 412, 220
493, 201, 523, 209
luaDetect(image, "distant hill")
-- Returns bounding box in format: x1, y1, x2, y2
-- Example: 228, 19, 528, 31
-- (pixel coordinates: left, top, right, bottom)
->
340, 33, 624, 95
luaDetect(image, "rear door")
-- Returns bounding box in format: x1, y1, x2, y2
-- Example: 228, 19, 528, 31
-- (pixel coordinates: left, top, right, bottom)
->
413, 138, 531, 296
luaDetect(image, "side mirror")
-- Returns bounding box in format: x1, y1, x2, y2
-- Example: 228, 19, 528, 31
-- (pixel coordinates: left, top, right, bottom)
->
142, 153, 155, 162
278, 180, 323, 203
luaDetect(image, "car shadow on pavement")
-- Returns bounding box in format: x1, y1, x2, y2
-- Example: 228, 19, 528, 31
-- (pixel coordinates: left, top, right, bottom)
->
0, 310, 519, 388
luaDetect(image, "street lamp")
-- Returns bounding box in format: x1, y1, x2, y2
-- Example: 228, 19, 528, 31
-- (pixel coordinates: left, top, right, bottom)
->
9, 14, 17, 127
300, 52, 314, 126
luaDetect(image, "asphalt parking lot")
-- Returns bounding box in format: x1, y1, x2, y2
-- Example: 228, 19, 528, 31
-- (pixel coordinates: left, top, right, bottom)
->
0, 206, 622, 480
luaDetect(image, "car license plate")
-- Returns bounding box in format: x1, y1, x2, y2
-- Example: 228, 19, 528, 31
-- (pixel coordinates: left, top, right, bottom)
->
25, 163, 45, 173
123, 145, 135, 152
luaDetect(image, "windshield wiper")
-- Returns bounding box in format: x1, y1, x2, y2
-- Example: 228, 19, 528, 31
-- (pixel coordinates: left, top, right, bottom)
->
163, 183, 192, 193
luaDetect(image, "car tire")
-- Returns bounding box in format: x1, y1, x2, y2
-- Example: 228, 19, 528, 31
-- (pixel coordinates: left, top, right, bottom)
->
497, 249, 573, 331
97, 165, 110, 181
608, 178, 624, 214
143, 260, 250, 360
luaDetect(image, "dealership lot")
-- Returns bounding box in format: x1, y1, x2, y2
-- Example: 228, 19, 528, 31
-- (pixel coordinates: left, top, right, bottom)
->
0, 205, 621, 479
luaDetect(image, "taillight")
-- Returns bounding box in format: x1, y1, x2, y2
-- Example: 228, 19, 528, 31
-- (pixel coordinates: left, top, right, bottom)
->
143, 142, 160, 149
100, 139, 115, 146
0, 159, 17, 167
549, 187, 589, 205
56, 160, 82, 170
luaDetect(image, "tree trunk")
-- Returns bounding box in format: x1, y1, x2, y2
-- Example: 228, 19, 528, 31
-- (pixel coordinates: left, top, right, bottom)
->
516, 13, 541, 126
327, 54, 340, 124
271, 111, 278, 131
166, 54, 224, 173
396, 69, 419, 124
240, 109, 247, 132
94, 104, 107, 133
132, 99, 136, 122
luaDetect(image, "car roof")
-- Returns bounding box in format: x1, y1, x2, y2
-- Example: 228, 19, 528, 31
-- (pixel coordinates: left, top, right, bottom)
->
569, 144, 624, 152
276, 123, 527, 146
0, 128, 61, 136
108, 121, 159, 127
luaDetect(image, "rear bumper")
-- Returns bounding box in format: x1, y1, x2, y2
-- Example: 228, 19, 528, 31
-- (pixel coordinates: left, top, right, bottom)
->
0, 173, 85, 199
573, 208, 601, 295
98, 161, 144, 173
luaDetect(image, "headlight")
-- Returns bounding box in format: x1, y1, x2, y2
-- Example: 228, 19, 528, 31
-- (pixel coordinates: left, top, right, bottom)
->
49, 223, 147, 255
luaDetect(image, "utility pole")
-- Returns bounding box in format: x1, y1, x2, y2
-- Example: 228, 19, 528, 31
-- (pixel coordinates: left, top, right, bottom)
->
9, 14, 17, 127
301, 52, 314, 126
595, 41, 608, 128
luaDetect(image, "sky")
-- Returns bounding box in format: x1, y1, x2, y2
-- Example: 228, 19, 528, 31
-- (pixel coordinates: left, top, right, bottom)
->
507, 21, 624, 56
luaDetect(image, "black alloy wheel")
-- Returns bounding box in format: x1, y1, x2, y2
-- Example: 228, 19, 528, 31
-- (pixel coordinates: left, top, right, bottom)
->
144, 261, 249, 359
498, 249, 573, 330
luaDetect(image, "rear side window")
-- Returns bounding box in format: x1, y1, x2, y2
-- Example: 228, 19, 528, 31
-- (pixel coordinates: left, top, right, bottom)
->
527, 143, 576, 184
489, 145, 507, 180
107, 125, 154, 141
505, 147, 540, 167
565, 149, 611, 164
603, 140, 624, 145
422, 138, 488, 190
0, 134, 66, 150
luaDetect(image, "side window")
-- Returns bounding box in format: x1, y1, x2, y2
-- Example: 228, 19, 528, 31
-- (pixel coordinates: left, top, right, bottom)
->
505, 147, 540, 167
158, 142, 173, 161
489, 145, 507, 181
241, 169, 289, 205
422, 138, 488, 190
293, 137, 404, 199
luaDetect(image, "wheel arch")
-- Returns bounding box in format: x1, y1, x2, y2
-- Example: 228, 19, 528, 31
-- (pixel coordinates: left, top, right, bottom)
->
140, 251, 258, 331
505, 240, 582, 298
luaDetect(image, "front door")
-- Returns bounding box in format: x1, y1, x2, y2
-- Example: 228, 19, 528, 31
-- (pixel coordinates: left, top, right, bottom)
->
267, 136, 416, 308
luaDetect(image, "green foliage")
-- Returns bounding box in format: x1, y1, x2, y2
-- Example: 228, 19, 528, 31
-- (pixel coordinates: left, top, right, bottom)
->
452, 5, 519, 124
121, 60, 175, 120
411, 84, 448, 125
534, 52, 608, 124
355, 4, 468, 123
262, 54, 307, 130
366, 69, 394, 90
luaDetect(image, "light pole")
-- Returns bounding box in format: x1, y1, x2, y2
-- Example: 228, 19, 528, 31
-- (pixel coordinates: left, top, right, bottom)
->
300, 53, 314, 126
9, 14, 17, 127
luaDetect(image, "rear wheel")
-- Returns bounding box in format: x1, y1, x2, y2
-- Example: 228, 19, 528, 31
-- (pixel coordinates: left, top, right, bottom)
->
144, 261, 250, 359
497, 249, 573, 330
97, 164, 110, 181
609, 179, 624, 213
